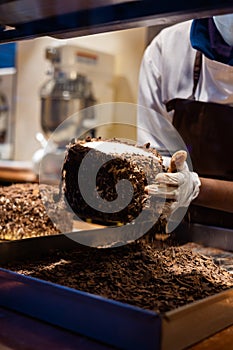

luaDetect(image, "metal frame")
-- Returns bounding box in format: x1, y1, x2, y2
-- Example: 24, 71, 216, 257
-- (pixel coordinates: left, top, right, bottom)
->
0, 268, 161, 350
0, 0, 233, 43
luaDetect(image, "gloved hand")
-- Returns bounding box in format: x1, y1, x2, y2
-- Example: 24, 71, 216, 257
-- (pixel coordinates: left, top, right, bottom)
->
145, 150, 201, 231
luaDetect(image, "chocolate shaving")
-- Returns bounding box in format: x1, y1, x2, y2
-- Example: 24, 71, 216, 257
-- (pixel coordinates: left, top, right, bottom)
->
62, 138, 169, 240
0, 183, 72, 240
2, 240, 233, 314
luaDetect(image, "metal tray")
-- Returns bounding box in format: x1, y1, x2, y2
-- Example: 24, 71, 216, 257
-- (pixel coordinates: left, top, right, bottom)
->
0, 223, 233, 350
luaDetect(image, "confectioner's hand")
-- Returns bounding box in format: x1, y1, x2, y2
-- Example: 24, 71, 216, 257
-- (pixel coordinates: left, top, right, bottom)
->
145, 150, 201, 224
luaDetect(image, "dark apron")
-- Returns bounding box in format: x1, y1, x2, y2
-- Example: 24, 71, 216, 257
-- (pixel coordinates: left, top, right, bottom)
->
166, 51, 233, 181
165, 51, 233, 227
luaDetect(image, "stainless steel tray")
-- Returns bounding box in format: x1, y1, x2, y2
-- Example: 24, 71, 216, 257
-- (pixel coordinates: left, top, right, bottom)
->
0, 223, 233, 350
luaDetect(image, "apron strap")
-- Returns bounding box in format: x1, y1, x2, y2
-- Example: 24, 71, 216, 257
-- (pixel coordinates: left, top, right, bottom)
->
166, 50, 203, 111
188, 50, 202, 100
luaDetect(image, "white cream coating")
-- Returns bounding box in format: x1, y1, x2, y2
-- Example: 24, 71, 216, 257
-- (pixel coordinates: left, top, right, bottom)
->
81, 140, 161, 162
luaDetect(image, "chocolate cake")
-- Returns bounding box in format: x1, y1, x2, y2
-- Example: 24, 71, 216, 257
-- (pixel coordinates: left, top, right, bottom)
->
61, 137, 171, 242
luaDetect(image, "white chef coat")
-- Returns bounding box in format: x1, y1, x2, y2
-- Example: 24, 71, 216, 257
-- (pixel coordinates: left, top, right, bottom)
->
137, 20, 233, 150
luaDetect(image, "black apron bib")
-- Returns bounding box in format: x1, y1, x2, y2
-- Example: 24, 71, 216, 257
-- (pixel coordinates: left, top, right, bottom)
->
165, 51, 233, 228
166, 51, 233, 181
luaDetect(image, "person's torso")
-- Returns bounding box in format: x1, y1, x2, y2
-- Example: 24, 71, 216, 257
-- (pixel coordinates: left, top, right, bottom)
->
157, 21, 233, 108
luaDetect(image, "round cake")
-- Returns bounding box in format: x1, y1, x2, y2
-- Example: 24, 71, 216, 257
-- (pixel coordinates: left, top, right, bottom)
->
61, 137, 170, 240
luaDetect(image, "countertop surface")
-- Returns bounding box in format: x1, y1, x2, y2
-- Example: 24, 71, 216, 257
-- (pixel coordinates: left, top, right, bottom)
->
189, 324, 233, 350
0, 160, 37, 183
0, 305, 232, 350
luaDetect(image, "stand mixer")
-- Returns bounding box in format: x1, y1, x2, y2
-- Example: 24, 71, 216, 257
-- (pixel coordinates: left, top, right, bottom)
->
40, 45, 97, 142
33, 45, 97, 180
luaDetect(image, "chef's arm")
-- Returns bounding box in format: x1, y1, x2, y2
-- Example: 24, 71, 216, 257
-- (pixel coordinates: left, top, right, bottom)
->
192, 177, 233, 214
147, 152, 233, 216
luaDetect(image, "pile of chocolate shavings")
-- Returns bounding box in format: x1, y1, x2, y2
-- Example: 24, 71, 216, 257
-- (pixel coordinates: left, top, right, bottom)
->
3, 241, 233, 314
0, 183, 72, 240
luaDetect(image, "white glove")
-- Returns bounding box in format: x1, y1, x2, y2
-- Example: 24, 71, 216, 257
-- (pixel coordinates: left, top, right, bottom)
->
146, 151, 201, 231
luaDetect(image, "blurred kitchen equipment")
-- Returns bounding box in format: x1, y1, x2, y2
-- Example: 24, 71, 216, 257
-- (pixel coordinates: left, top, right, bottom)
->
40, 45, 97, 143
0, 72, 16, 160
0, 79, 8, 145
35, 45, 115, 181
0, 43, 17, 160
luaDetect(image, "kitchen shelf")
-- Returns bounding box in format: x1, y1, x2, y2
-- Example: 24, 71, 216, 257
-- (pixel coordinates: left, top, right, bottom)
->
0, 0, 233, 43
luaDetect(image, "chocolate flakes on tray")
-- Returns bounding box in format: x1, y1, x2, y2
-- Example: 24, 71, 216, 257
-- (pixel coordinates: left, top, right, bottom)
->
0, 183, 72, 240
2, 240, 233, 314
